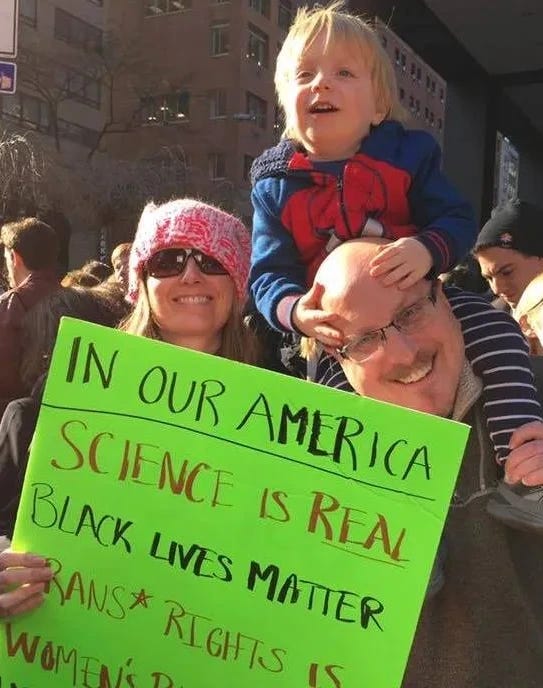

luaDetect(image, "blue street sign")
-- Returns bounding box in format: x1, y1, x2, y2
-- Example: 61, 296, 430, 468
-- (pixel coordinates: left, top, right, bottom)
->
0, 61, 16, 94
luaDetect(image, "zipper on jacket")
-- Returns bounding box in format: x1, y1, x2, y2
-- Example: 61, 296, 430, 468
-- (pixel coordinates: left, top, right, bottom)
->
336, 175, 353, 238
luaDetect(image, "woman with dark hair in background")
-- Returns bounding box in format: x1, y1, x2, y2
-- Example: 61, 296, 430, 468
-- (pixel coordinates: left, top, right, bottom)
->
0, 286, 125, 541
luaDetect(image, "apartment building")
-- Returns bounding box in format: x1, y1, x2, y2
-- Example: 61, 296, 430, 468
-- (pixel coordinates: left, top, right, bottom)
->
0, 0, 109, 264
104, 0, 303, 229
0, 0, 107, 160
375, 18, 446, 149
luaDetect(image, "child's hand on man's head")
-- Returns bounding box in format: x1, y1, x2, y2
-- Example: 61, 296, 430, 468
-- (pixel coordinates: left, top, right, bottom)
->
292, 282, 344, 348
369, 237, 433, 289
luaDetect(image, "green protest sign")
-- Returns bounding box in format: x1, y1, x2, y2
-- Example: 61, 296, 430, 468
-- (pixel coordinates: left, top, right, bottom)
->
1, 317, 470, 688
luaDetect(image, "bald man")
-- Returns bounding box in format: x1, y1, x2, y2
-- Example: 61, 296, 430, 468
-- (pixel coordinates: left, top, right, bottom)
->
310, 239, 543, 687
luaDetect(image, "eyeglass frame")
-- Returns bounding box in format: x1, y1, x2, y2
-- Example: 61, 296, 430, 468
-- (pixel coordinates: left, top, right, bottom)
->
145, 247, 229, 279
336, 279, 439, 362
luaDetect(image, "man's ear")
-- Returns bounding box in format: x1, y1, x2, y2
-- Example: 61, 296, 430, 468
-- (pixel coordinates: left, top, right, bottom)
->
10, 249, 24, 268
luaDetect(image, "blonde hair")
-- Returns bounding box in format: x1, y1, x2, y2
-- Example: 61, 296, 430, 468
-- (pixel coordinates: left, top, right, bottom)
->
119, 278, 261, 366
275, 1, 406, 141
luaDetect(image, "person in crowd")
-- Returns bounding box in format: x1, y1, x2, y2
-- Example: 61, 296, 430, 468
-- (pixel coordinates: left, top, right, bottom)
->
0, 286, 127, 540
0, 550, 52, 619
514, 272, 543, 355
111, 242, 132, 293
80, 259, 113, 283
474, 198, 543, 311
0, 218, 59, 409
313, 238, 543, 687
249, 3, 543, 529
120, 198, 260, 365
61, 268, 101, 287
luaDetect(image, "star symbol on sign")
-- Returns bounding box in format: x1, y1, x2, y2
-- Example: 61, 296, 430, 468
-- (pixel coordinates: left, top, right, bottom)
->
129, 588, 153, 610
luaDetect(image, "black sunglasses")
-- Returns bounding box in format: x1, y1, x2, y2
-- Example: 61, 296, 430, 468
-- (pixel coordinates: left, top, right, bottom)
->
146, 248, 228, 278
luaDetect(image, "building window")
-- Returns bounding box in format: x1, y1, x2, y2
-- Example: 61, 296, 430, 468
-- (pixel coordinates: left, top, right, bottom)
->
210, 23, 229, 56
56, 67, 101, 109
399, 87, 405, 101
209, 89, 227, 118
439, 87, 444, 103
415, 99, 420, 116
431, 80, 436, 95
249, 0, 270, 18
278, 0, 292, 30
394, 48, 400, 64
408, 95, 414, 112
410, 62, 416, 79
380, 35, 387, 48
243, 155, 255, 181
438, 118, 443, 131
429, 111, 435, 127
144, 0, 191, 16
141, 92, 190, 124
426, 75, 431, 90
247, 23, 269, 68
57, 118, 99, 147
0, 93, 49, 132
246, 91, 267, 129
208, 152, 226, 180
54, 8, 102, 53
20, 0, 37, 28
416, 66, 421, 82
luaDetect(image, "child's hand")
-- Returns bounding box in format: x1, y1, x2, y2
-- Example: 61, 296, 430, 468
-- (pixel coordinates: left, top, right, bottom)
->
505, 421, 543, 486
292, 283, 343, 348
369, 238, 433, 289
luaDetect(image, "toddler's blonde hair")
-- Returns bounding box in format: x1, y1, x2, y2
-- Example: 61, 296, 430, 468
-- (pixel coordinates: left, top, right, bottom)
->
275, 1, 406, 141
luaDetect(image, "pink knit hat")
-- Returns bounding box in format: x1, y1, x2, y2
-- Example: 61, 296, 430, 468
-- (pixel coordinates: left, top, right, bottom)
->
127, 198, 251, 303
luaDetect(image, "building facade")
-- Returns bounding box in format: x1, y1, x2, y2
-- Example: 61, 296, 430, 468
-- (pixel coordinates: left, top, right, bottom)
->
375, 19, 446, 149
1, 0, 107, 159
0, 0, 109, 264
104, 0, 302, 236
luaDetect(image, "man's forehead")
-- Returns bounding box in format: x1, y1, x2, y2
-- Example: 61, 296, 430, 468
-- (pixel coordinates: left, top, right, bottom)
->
328, 278, 422, 331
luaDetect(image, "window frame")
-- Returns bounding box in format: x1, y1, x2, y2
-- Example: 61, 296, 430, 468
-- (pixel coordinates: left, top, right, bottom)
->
246, 91, 267, 130
54, 8, 103, 54
247, 23, 269, 68
144, 0, 192, 17
249, 0, 270, 19
19, 0, 37, 28
210, 23, 229, 56
209, 88, 227, 119
278, 0, 292, 29
208, 152, 227, 180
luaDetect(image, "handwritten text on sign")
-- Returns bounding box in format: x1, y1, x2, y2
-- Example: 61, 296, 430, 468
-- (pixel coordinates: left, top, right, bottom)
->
1, 318, 469, 687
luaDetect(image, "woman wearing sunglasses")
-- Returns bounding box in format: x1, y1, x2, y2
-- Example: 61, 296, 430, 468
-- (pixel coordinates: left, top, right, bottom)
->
121, 198, 260, 364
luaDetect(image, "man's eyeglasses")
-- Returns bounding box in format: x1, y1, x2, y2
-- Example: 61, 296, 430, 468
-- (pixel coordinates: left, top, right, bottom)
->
337, 280, 438, 362
146, 248, 228, 279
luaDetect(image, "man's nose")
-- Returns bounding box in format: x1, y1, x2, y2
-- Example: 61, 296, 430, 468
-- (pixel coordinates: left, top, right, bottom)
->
385, 327, 419, 365
491, 275, 504, 296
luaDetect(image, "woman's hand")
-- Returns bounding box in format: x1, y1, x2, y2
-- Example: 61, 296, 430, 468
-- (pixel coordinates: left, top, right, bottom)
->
0, 550, 53, 619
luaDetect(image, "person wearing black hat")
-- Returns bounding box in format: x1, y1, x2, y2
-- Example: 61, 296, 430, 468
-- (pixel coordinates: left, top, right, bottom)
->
474, 199, 543, 309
